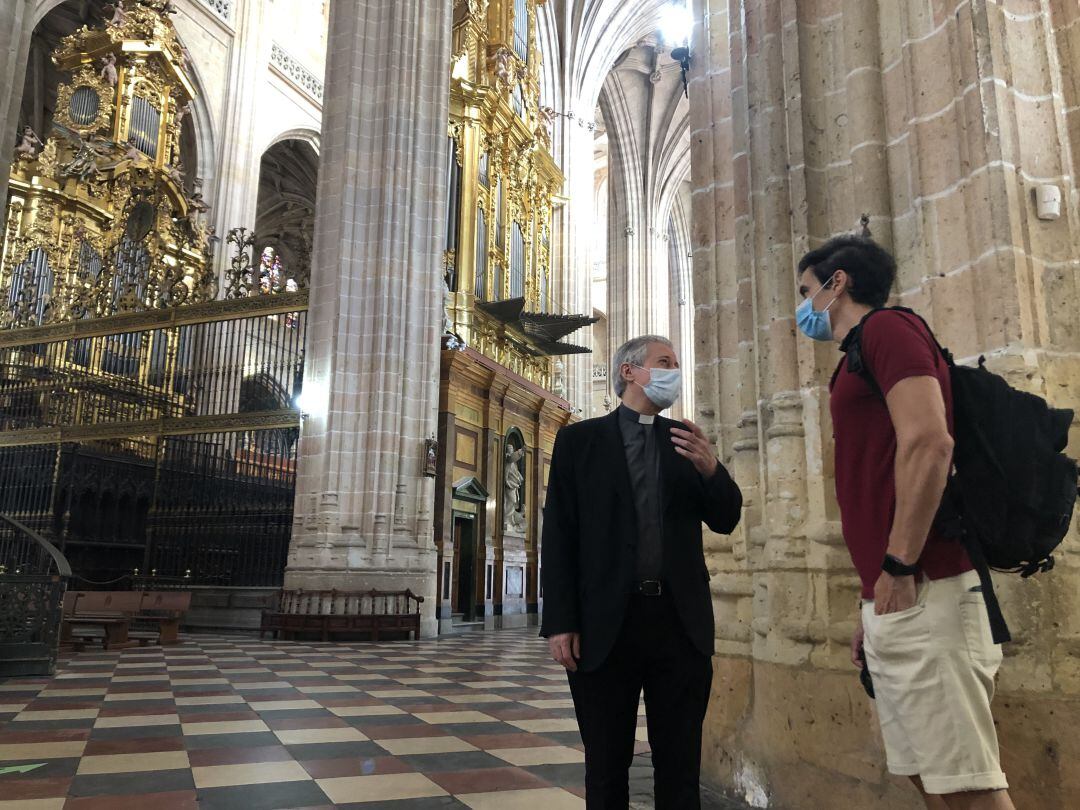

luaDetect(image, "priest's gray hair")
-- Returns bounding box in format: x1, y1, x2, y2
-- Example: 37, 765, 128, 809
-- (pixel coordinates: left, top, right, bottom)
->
612, 335, 674, 398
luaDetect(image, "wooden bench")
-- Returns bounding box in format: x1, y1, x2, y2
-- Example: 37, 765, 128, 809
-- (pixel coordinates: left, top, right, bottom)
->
136, 591, 192, 645
261, 589, 423, 642
62, 591, 141, 650
62, 590, 191, 648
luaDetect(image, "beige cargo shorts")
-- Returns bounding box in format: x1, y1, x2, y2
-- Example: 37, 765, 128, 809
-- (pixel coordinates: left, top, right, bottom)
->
862, 570, 1009, 795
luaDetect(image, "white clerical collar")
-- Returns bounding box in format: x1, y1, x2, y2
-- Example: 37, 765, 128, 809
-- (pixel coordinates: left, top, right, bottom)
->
619, 404, 656, 425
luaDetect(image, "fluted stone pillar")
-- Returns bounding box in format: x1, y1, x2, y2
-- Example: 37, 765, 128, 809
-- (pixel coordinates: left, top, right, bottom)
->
211, 0, 271, 267
563, 119, 597, 414
286, 0, 452, 637
0, 0, 33, 210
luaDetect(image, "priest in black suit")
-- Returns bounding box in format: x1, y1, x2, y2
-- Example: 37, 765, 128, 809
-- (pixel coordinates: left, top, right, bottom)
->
540, 335, 743, 810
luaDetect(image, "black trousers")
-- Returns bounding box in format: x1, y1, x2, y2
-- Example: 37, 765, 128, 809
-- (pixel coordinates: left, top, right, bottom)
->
567, 592, 713, 810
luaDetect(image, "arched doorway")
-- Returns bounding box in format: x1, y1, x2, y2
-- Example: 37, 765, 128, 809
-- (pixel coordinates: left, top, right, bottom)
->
254, 138, 318, 291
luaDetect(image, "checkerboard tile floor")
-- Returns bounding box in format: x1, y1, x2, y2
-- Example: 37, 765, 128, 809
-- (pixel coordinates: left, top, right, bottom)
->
0, 629, 648, 809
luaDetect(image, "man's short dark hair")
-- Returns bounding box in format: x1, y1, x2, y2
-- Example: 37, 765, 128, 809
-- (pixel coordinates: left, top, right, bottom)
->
796, 236, 896, 308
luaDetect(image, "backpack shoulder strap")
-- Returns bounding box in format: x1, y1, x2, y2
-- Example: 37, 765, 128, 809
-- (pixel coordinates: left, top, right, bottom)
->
843, 307, 954, 398
841, 308, 887, 397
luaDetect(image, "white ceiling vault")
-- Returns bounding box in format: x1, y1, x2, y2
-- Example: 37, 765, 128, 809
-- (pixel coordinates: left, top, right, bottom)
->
536, 0, 696, 416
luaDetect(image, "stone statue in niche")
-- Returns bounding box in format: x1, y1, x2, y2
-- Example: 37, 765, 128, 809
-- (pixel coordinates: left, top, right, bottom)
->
424, 437, 438, 478
15, 127, 42, 160
504, 442, 526, 533
442, 275, 454, 336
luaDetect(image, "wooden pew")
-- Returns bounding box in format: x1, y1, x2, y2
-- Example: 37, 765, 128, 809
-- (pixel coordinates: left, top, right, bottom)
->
62, 590, 192, 648
137, 591, 192, 645
261, 589, 423, 642
62, 591, 141, 650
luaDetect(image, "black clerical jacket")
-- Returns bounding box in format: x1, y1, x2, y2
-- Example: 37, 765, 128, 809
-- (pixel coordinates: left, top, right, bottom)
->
539, 409, 743, 672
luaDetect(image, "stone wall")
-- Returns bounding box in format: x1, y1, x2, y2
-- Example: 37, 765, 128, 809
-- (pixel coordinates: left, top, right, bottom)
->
688, 1, 1080, 807
433, 347, 573, 633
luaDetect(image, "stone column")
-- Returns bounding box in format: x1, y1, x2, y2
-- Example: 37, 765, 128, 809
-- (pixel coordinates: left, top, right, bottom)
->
563, 118, 597, 414
0, 0, 33, 210
286, 0, 452, 638
211, 0, 271, 268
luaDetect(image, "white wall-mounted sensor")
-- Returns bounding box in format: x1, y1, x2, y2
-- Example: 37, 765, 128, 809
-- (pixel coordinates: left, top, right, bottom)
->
1035, 183, 1062, 221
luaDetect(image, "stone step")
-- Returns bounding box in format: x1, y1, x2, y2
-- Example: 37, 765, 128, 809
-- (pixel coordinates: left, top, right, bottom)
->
0, 656, 54, 677
447, 618, 486, 634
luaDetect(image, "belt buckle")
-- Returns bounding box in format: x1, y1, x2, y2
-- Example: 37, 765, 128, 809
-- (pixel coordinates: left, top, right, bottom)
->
638, 580, 662, 597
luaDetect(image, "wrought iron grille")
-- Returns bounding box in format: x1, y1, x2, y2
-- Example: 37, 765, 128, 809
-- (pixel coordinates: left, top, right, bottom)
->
0, 430, 297, 589
0, 291, 306, 589
0, 515, 70, 676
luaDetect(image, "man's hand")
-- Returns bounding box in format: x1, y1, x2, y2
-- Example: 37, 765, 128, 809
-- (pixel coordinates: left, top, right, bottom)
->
851, 614, 865, 669
671, 419, 719, 478
549, 632, 581, 672
873, 572, 917, 615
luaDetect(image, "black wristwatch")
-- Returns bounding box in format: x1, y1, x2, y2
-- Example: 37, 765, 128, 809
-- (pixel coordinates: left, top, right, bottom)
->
881, 554, 919, 577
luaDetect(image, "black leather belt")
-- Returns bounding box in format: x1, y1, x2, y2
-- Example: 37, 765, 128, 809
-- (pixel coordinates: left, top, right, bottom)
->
633, 580, 663, 597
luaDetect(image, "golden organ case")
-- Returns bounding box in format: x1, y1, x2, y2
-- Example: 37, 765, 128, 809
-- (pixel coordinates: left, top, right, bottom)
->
2, 2, 214, 333
445, 0, 596, 391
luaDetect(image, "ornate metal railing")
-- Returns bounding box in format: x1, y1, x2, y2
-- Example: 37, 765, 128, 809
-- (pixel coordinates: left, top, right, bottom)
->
0, 514, 71, 676
270, 43, 324, 103
197, 0, 234, 24
0, 294, 307, 442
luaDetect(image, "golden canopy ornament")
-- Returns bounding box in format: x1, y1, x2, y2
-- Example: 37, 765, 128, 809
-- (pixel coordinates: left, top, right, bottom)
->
0, 0, 215, 331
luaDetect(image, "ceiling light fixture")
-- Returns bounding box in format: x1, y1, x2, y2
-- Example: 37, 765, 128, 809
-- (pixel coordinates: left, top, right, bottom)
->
661, 3, 693, 98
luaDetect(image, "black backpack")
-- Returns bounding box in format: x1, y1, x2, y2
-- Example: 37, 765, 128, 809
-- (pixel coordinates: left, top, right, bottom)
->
845, 307, 1079, 644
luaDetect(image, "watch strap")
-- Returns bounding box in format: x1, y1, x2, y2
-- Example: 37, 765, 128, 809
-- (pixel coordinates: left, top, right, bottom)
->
882, 554, 919, 577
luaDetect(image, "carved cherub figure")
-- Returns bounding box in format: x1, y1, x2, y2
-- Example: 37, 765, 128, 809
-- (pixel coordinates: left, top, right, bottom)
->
165, 162, 185, 187
143, 0, 179, 13
15, 126, 42, 159
100, 54, 118, 87
106, 1, 128, 27
492, 47, 513, 86
187, 191, 209, 224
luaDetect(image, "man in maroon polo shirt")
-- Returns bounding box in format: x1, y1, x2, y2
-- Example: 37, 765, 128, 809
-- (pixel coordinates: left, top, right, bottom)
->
795, 236, 1014, 810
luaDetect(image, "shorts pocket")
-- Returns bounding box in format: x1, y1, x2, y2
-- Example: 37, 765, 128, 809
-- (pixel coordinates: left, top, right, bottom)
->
868, 603, 930, 655
959, 593, 1002, 667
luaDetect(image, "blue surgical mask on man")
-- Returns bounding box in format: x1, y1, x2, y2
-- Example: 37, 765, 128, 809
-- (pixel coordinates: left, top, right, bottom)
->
633, 365, 682, 410
796, 272, 841, 342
